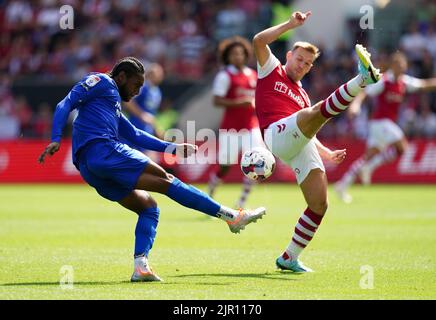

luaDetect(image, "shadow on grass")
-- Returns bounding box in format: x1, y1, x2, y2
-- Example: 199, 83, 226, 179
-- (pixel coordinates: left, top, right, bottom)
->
2, 280, 231, 287
2, 272, 302, 287
173, 271, 302, 281
1, 281, 131, 287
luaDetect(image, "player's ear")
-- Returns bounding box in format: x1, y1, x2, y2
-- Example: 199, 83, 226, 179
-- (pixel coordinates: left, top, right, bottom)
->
286, 50, 293, 61
118, 71, 127, 85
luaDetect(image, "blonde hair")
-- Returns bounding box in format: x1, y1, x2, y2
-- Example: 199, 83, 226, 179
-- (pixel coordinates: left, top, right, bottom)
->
292, 41, 320, 59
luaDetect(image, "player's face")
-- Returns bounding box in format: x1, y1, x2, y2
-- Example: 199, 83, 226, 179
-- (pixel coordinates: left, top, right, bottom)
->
228, 45, 247, 68
148, 66, 164, 86
119, 72, 145, 102
391, 57, 407, 76
285, 48, 315, 81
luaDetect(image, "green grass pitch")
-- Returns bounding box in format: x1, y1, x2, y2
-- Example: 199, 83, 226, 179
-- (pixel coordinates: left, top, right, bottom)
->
0, 183, 435, 299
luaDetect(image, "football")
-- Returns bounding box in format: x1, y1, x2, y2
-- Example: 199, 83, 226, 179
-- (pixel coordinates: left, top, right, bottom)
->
240, 147, 276, 181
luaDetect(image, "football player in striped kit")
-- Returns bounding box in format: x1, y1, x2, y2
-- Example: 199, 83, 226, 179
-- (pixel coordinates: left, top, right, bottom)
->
336, 51, 436, 203
253, 10, 381, 272
207, 36, 265, 209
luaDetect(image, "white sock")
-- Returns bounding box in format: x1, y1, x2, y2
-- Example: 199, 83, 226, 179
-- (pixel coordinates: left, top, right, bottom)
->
208, 173, 221, 197
134, 255, 147, 267
236, 177, 255, 208
349, 75, 366, 92
366, 147, 398, 172
217, 206, 240, 222
340, 157, 365, 187
285, 242, 304, 261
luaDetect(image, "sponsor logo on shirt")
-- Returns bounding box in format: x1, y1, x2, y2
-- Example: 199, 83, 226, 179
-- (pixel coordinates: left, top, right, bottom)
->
85, 75, 101, 87
274, 82, 306, 108
274, 81, 288, 94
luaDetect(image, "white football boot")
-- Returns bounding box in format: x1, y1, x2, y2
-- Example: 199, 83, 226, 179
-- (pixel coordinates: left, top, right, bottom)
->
334, 181, 353, 204
355, 44, 381, 86
131, 256, 162, 282
227, 207, 266, 234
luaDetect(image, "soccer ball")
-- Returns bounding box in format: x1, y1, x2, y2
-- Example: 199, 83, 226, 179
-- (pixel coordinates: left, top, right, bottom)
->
240, 147, 276, 181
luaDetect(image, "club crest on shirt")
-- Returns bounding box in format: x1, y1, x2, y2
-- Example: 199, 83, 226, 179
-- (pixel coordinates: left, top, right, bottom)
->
85, 75, 101, 87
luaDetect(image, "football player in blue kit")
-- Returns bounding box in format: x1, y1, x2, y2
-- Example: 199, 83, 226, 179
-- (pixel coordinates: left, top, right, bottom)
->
38, 57, 266, 282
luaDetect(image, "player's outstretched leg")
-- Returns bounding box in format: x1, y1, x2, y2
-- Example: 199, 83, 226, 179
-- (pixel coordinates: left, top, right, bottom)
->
296, 44, 381, 140
135, 162, 266, 234
166, 177, 266, 234
319, 44, 381, 119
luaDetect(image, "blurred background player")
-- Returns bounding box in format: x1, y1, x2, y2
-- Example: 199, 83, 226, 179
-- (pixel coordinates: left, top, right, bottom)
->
336, 52, 436, 203
123, 63, 165, 161
38, 57, 266, 282
207, 36, 265, 209
253, 11, 380, 272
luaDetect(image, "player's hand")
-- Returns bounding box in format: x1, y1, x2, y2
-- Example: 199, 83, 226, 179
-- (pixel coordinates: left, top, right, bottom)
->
38, 142, 60, 164
238, 96, 255, 107
175, 143, 198, 158
329, 149, 347, 164
347, 107, 360, 119
289, 11, 312, 28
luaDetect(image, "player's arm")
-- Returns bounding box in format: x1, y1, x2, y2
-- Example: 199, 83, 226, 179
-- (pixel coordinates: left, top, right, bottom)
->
347, 91, 367, 118
38, 83, 86, 163
421, 78, 436, 91
253, 11, 312, 67
348, 78, 385, 118
123, 100, 156, 125
118, 114, 197, 157
212, 71, 253, 108
401, 74, 436, 94
213, 96, 254, 108
314, 138, 346, 164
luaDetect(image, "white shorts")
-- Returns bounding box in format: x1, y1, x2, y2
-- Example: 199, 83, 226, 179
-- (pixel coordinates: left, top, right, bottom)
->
218, 128, 265, 165
264, 112, 325, 184
367, 119, 404, 149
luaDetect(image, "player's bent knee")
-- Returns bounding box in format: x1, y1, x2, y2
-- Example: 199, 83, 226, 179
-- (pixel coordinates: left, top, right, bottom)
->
309, 200, 328, 216
145, 197, 158, 208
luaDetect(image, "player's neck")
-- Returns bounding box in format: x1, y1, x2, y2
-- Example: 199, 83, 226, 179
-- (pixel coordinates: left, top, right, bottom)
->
232, 64, 245, 71
283, 65, 301, 83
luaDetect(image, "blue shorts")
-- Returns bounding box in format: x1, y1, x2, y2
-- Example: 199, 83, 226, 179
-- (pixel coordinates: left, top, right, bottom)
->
77, 139, 150, 201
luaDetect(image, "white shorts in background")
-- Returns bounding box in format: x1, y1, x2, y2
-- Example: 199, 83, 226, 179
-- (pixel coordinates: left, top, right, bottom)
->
264, 112, 325, 184
218, 128, 265, 165
367, 119, 405, 149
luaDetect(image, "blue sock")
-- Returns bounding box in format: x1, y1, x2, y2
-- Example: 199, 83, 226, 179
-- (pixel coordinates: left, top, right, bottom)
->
166, 177, 220, 217
134, 207, 160, 257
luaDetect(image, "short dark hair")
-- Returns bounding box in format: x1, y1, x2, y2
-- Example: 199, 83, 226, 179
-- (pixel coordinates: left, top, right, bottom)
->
218, 36, 252, 65
108, 57, 145, 78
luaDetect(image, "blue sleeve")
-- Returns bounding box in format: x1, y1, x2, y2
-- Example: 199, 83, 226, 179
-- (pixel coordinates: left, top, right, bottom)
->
51, 75, 106, 143
51, 84, 85, 143
119, 113, 176, 154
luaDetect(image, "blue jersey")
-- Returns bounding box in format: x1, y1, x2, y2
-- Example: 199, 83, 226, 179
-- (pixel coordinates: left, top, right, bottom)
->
51, 73, 175, 167
129, 82, 162, 133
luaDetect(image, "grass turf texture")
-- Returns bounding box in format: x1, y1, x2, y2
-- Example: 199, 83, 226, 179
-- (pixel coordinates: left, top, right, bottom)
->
0, 183, 435, 300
